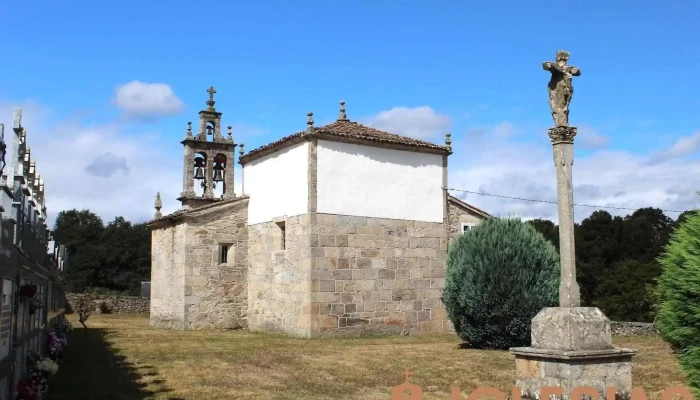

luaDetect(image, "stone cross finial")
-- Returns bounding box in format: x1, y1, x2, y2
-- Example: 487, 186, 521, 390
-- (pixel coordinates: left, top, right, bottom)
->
239, 143, 244, 157
306, 112, 314, 133
542, 50, 581, 127
445, 132, 452, 152
154, 192, 162, 218
338, 101, 348, 121
186, 121, 193, 139
206, 86, 216, 109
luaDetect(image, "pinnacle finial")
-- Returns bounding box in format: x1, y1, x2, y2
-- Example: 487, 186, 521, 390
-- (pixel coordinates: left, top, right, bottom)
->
239, 143, 245, 157
206, 86, 217, 109
306, 112, 314, 133
445, 132, 452, 151
154, 192, 162, 218
186, 121, 193, 138
338, 101, 348, 121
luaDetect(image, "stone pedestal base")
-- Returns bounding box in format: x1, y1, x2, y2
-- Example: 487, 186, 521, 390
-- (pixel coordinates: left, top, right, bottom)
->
511, 307, 636, 399
510, 347, 636, 399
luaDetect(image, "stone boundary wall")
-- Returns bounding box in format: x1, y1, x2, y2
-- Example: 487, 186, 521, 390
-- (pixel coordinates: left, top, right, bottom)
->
65, 293, 150, 314
611, 321, 657, 336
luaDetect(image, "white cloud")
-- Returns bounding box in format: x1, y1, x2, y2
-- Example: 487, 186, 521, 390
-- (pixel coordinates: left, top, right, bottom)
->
367, 107, 699, 224
3, 97, 697, 230
0, 98, 252, 229
362, 106, 451, 140
577, 125, 609, 150
0, 101, 184, 228
648, 130, 700, 164
113, 81, 184, 119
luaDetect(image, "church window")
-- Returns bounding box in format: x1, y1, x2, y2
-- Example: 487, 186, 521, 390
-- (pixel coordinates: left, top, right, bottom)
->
273, 220, 286, 251
220, 245, 229, 264
280, 224, 286, 250
461, 222, 475, 233
219, 244, 234, 264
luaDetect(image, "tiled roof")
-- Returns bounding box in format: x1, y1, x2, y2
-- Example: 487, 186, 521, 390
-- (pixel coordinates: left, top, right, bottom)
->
239, 119, 450, 164
447, 195, 491, 218
147, 197, 248, 226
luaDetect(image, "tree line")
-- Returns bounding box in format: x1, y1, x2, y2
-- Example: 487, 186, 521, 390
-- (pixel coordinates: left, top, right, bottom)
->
52, 209, 150, 296
51, 205, 690, 319
526, 207, 695, 323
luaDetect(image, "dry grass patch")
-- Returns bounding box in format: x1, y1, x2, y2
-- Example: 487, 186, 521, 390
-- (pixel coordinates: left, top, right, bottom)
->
44, 314, 687, 400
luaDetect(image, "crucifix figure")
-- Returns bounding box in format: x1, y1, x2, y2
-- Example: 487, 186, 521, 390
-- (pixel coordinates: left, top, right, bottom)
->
542, 50, 581, 127
207, 86, 217, 101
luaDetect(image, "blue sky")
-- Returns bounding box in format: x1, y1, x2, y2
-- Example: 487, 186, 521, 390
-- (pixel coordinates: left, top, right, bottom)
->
1, 1, 699, 225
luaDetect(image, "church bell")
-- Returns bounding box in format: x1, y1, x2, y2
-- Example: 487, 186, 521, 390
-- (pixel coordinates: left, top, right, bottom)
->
213, 168, 224, 182
193, 166, 205, 180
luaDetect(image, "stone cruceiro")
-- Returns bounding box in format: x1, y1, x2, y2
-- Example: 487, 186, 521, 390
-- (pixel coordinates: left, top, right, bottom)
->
510, 51, 636, 399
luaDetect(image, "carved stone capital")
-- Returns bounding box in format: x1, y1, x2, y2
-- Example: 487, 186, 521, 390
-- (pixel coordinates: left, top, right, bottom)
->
548, 126, 577, 145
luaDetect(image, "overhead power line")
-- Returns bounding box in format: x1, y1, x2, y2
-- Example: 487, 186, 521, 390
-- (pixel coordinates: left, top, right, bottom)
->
445, 187, 691, 214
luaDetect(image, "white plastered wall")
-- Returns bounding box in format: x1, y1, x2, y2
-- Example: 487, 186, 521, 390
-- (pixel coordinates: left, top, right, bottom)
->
243, 142, 309, 225
316, 140, 443, 222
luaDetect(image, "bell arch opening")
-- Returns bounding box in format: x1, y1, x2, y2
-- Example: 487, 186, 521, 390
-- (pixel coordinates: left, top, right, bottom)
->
212, 153, 227, 199
193, 152, 207, 197
206, 121, 215, 142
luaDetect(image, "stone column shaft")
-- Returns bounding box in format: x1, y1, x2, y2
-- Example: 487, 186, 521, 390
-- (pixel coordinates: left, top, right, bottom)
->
223, 150, 235, 199
181, 146, 195, 197
551, 130, 580, 308
204, 153, 214, 198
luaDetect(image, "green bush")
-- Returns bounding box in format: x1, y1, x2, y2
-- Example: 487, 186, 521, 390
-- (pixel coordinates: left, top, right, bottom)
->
442, 217, 560, 349
656, 210, 700, 396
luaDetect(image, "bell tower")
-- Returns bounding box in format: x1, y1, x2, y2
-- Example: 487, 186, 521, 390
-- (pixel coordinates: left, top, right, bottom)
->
177, 86, 237, 210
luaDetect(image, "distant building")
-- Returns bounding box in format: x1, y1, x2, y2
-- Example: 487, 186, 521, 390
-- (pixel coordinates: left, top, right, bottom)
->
148, 90, 490, 337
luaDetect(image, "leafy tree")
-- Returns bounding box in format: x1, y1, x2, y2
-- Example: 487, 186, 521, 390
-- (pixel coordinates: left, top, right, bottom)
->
442, 217, 560, 349
97, 218, 150, 294
619, 207, 673, 263
675, 210, 698, 226
527, 219, 559, 249
73, 290, 99, 328
574, 210, 624, 306
53, 210, 151, 295
593, 259, 660, 322
53, 209, 104, 255
656, 208, 700, 397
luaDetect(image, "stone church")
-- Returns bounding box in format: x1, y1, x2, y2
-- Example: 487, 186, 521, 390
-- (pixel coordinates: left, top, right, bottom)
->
147, 88, 491, 337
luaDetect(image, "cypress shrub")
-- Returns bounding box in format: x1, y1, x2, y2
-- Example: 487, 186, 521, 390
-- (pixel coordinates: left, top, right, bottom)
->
656, 210, 700, 397
442, 217, 560, 349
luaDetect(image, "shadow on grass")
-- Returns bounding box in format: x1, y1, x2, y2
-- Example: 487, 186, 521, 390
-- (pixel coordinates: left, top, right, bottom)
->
44, 327, 179, 400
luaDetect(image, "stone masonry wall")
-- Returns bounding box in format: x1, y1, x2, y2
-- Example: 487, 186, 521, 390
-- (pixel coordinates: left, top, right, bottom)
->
183, 199, 249, 330
150, 223, 187, 329
611, 321, 658, 336
247, 215, 311, 336
306, 213, 451, 337
447, 199, 486, 243
65, 293, 149, 314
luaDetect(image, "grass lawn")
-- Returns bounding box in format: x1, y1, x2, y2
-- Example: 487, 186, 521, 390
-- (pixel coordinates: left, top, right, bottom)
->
43, 314, 687, 400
